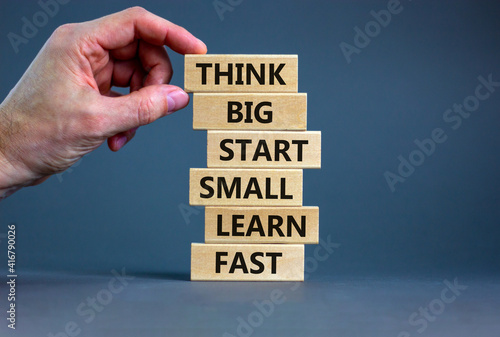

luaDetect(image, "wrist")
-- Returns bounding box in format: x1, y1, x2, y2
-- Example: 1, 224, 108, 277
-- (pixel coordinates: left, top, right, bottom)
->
0, 153, 23, 200
0, 102, 31, 199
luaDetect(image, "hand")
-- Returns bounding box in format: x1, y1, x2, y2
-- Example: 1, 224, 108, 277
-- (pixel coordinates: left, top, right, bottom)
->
0, 7, 207, 199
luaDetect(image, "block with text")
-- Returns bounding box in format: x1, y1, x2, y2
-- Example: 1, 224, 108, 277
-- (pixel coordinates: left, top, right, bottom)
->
191, 243, 304, 281
205, 206, 319, 244
193, 93, 307, 130
207, 131, 321, 168
185, 55, 298, 92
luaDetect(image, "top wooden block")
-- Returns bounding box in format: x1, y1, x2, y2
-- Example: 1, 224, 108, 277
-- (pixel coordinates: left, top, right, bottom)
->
184, 55, 298, 93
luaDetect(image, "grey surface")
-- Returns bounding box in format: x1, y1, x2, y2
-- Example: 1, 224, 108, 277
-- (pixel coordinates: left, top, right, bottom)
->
1, 272, 499, 337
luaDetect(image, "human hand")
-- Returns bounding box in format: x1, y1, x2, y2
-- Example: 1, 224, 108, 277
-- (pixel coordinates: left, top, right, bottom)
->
0, 7, 207, 199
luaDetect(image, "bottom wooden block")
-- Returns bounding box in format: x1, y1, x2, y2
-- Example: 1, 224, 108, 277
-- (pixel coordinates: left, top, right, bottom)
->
191, 243, 304, 281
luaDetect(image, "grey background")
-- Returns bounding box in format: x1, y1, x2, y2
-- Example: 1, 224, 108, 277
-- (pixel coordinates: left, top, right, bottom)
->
1, 0, 499, 276
0, 1, 499, 336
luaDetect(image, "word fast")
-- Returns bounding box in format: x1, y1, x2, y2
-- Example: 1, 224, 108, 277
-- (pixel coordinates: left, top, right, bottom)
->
195, 63, 286, 86
216, 251, 282, 274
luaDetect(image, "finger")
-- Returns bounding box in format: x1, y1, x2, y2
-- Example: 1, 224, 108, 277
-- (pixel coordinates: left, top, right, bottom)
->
110, 41, 173, 86
110, 59, 146, 90
89, 7, 207, 55
97, 84, 189, 135
107, 127, 138, 152
103, 43, 173, 91
110, 40, 138, 60
94, 59, 144, 94
138, 41, 173, 86
93, 61, 114, 94
106, 59, 145, 152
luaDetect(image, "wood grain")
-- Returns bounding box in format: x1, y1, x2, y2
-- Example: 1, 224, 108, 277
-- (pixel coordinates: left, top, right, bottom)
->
189, 168, 303, 206
205, 206, 319, 244
193, 93, 307, 130
207, 131, 321, 168
185, 55, 298, 92
191, 243, 304, 281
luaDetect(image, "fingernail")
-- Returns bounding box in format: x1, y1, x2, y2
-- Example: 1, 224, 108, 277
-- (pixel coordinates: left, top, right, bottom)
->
116, 135, 128, 149
167, 90, 189, 113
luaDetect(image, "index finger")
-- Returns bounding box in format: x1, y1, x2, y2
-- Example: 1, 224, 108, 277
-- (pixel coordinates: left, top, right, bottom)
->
88, 7, 207, 55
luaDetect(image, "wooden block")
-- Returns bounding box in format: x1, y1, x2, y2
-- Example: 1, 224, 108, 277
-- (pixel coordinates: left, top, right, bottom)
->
189, 168, 302, 206
184, 55, 298, 93
207, 131, 321, 169
192, 93, 307, 130
205, 206, 319, 244
191, 243, 304, 281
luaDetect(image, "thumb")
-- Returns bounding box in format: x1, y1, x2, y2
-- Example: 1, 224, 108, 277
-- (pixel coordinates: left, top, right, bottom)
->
100, 85, 189, 135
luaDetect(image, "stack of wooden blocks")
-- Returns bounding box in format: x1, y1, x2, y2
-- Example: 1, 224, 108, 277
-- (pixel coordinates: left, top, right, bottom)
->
185, 55, 321, 281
